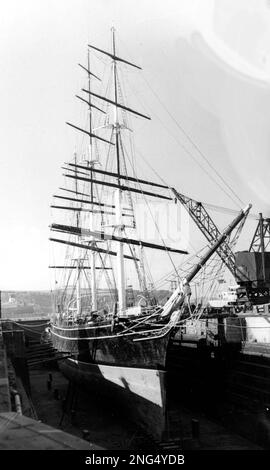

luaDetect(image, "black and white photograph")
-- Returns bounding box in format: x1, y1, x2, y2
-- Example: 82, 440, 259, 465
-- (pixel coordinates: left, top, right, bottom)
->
0, 0, 269, 461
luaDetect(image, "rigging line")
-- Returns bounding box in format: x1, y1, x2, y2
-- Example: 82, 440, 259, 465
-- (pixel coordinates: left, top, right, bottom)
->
139, 246, 152, 296
117, 69, 129, 130
97, 145, 113, 230
129, 145, 222, 255
91, 173, 107, 234
116, 66, 138, 180
133, 144, 253, 220
62, 229, 90, 307
100, 64, 113, 119
187, 268, 226, 287
206, 261, 224, 298
98, 250, 116, 302
119, 135, 136, 225
142, 73, 244, 207
104, 127, 115, 176
97, 85, 115, 220
95, 234, 115, 290
201, 203, 258, 219
133, 145, 169, 192
82, 268, 92, 303
142, 248, 156, 292
107, 227, 118, 295
66, 260, 78, 308
60, 245, 76, 304
123, 69, 242, 208
97, 251, 116, 302
150, 108, 241, 206
117, 309, 162, 335
198, 256, 218, 303
154, 244, 215, 289
83, 67, 112, 228
49, 207, 58, 297
122, 140, 181, 281
123, 227, 144, 292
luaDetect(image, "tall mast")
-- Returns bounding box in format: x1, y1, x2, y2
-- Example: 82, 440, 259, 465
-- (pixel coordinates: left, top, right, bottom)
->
259, 213, 266, 282
87, 48, 97, 312
66, 32, 150, 315
74, 151, 81, 316
88, 50, 93, 158
112, 27, 126, 314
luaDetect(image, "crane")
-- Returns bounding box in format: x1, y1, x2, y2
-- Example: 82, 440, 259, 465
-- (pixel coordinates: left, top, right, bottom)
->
171, 188, 249, 279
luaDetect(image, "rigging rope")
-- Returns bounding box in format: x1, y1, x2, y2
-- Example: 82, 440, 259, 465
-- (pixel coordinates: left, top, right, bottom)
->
116, 35, 244, 209
142, 73, 244, 207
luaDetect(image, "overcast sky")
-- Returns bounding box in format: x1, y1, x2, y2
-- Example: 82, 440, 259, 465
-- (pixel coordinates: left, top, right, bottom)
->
1, 0, 270, 290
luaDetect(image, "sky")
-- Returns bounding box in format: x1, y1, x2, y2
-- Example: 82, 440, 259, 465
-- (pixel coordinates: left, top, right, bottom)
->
0, 0, 270, 290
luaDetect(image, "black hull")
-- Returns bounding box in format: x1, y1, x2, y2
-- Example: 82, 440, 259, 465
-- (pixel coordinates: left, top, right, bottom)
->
51, 323, 172, 440
51, 323, 170, 369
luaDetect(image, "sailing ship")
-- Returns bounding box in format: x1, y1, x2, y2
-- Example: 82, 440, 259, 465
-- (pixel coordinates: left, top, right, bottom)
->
49, 29, 251, 441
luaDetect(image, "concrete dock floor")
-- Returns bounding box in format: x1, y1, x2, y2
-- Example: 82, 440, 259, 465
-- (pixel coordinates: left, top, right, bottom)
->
29, 367, 149, 450
28, 365, 261, 451
0, 412, 97, 450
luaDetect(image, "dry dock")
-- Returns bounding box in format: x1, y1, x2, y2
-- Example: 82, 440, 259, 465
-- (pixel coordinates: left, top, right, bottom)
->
0, 321, 97, 450
0, 318, 265, 450
28, 363, 260, 451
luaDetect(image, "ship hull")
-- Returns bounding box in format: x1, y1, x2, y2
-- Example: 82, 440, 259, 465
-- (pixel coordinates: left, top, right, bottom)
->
59, 357, 167, 441
51, 322, 172, 440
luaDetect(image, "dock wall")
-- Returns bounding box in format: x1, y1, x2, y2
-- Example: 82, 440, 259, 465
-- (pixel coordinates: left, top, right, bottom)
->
0, 331, 11, 412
